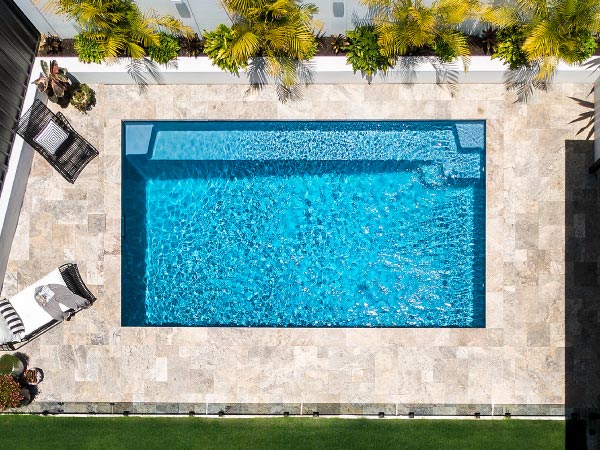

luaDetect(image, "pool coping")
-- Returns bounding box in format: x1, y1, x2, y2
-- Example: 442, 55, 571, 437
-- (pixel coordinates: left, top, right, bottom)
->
121, 119, 487, 328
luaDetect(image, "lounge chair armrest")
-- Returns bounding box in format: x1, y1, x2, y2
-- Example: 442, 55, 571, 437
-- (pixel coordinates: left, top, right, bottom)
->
59, 263, 96, 303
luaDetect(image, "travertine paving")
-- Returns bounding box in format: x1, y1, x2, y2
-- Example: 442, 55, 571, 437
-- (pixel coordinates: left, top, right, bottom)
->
1, 83, 592, 411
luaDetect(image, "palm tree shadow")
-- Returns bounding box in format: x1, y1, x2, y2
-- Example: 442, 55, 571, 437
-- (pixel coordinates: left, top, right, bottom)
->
503, 63, 549, 103
246, 57, 314, 103
568, 88, 595, 140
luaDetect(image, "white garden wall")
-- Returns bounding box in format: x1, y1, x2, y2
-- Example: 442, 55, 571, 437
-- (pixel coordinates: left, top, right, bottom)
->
48, 56, 599, 85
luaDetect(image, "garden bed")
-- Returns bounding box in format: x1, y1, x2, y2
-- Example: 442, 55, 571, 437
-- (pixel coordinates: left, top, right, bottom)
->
38, 36, 494, 59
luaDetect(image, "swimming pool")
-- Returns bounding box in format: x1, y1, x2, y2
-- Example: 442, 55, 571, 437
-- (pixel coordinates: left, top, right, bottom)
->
122, 121, 485, 327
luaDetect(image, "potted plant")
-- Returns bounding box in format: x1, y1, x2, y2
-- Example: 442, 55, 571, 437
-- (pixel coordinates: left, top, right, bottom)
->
23, 368, 44, 385
31, 60, 71, 105
69, 83, 96, 114
0, 374, 23, 411
0, 354, 24, 377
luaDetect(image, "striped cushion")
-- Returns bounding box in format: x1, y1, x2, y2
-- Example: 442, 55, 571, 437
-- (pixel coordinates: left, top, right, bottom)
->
0, 299, 25, 339
33, 119, 68, 155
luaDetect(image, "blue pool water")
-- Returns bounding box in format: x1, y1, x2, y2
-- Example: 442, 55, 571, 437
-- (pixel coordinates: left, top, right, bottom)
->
122, 121, 485, 327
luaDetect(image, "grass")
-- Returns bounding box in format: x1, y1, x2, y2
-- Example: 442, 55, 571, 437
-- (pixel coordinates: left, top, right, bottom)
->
0, 416, 563, 449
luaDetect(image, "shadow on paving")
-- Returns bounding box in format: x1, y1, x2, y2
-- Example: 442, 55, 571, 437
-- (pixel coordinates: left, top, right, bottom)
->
565, 140, 600, 449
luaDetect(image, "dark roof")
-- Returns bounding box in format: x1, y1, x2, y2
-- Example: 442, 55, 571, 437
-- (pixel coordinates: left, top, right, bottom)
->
0, 0, 40, 193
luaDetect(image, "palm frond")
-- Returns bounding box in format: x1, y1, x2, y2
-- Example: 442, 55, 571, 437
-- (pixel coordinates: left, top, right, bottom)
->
230, 30, 261, 63
145, 10, 194, 37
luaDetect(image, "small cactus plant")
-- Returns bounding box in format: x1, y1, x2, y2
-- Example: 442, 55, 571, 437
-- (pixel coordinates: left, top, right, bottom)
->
69, 83, 96, 114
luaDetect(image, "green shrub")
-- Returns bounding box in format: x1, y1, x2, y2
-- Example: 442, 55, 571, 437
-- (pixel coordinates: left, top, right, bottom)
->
74, 33, 106, 64
575, 32, 598, 61
203, 25, 244, 74
431, 36, 458, 63
0, 355, 20, 375
70, 83, 96, 114
147, 32, 180, 65
344, 26, 395, 82
493, 25, 529, 70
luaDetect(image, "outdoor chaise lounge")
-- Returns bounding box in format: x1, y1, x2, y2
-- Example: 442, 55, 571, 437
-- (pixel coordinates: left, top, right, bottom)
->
0, 263, 96, 350
14, 99, 99, 183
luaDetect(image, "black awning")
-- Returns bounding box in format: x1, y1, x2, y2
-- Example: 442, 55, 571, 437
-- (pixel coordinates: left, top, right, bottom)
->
0, 0, 40, 194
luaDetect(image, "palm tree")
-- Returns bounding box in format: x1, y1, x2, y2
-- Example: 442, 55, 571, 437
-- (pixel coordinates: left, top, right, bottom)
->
490, 0, 600, 81
42, 0, 193, 88
362, 0, 484, 69
42, 0, 193, 60
212, 0, 321, 101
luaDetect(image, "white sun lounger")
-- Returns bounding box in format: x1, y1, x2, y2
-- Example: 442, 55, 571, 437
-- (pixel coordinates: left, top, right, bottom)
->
0, 264, 95, 350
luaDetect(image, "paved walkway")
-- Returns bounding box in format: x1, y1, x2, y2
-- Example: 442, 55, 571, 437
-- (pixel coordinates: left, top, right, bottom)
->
1, 83, 592, 412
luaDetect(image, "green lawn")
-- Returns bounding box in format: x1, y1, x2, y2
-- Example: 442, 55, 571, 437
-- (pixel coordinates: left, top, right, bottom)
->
0, 416, 563, 449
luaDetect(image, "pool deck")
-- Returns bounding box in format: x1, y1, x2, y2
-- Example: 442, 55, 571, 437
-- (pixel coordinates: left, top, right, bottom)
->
1, 83, 597, 415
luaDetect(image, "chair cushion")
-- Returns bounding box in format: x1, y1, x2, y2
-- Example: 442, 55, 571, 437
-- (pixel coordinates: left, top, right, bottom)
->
33, 119, 68, 155
0, 312, 15, 344
0, 298, 25, 340
10, 269, 68, 335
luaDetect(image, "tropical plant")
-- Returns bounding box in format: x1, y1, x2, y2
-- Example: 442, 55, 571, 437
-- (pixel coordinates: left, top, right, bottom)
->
330, 34, 348, 54
431, 35, 458, 62
0, 374, 22, 411
43, 0, 192, 86
31, 60, 71, 103
489, 0, 600, 81
180, 33, 204, 57
74, 33, 106, 63
39, 33, 63, 55
147, 32, 180, 65
480, 26, 498, 55
492, 25, 529, 69
344, 26, 395, 82
575, 33, 598, 61
70, 83, 96, 113
24, 368, 43, 385
203, 25, 243, 74
43, 0, 192, 60
203, 0, 321, 101
362, 0, 483, 69
0, 355, 20, 375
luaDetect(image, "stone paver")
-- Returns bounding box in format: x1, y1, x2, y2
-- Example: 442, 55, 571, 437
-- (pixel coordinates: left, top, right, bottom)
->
1, 82, 592, 410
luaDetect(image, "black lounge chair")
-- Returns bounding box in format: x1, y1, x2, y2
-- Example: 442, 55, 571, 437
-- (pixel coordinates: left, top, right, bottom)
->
0, 263, 96, 351
14, 99, 98, 183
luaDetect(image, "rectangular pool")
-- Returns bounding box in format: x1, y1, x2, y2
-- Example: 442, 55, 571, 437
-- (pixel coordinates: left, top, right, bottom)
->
122, 121, 485, 327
